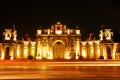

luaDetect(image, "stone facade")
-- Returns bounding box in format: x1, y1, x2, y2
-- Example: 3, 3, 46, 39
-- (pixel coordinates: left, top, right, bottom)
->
0, 22, 119, 60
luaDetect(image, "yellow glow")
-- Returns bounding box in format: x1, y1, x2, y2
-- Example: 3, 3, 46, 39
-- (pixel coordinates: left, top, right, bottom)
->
43, 47, 47, 58
55, 30, 62, 34
36, 56, 42, 59
76, 55, 79, 59
95, 40, 100, 45
47, 48, 53, 59
48, 29, 50, 34
89, 47, 94, 58
75, 41, 80, 59
113, 43, 118, 59
97, 46, 100, 58
37, 30, 42, 34
47, 54, 53, 59
13, 38, 16, 41
88, 41, 94, 46
65, 54, 71, 59
30, 47, 35, 57
102, 45, 107, 59
4, 29, 12, 40
82, 47, 87, 58
5, 34, 11, 40
36, 49, 42, 59
23, 47, 28, 58
76, 30, 80, 34
52, 40, 65, 46
10, 56, 14, 60
1, 51, 4, 60
23, 41, 29, 45
67, 29, 70, 34
81, 41, 87, 46
16, 48, 20, 58
105, 29, 113, 40
31, 42, 36, 46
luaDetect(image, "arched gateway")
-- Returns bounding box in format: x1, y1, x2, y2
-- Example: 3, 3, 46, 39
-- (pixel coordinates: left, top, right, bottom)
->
36, 22, 81, 60
52, 40, 65, 59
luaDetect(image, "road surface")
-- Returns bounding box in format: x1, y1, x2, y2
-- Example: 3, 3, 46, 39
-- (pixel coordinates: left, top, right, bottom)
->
0, 60, 120, 80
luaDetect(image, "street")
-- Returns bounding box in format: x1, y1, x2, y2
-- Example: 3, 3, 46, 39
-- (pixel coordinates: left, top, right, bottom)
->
0, 60, 120, 80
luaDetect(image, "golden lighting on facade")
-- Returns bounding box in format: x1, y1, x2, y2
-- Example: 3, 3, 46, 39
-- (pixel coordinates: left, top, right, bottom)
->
67, 29, 70, 34
47, 51, 53, 59
88, 41, 94, 46
55, 30, 62, 35
16, 49, 20, 58
113, 43, 119, 59
75, 41, 80, 59
76, 30, 80, 34
37, 30, 42, 34
82, 48, 87, 58
0, 22, 119, 61
30, 47, 35, 57
1, 51, 4, 60
48, 29, 50, 34
96, 46, 100, 58
65, 54, 71, 59
23, 47, 28, 59
81, 42, 87, 46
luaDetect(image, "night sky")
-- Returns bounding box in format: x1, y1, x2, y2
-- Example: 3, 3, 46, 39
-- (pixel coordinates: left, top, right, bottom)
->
0, 0, 120, 40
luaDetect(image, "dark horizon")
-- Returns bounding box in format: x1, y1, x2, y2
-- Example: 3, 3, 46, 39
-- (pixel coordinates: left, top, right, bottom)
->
0, 0, 120, 40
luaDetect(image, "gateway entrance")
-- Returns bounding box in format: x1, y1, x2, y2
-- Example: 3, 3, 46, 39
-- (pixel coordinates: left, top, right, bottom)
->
53, 41, 64, 59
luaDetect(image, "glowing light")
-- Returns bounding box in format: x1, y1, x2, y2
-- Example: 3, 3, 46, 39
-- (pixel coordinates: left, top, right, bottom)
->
67, 29, 70, 34
97, 47, 100, 58
23, 41, 29, 45
37, 30, 42, 34
48, 29, 50, 34
113, 43, 118, 59
52, 40, 65, 46
55, 30, 62, 34
47, 55, 53, 59
81, 42, 87, 46
105, 29, 113, 40
16, 47, 20, 58
36, 56, 42, 59
3, 29, 12, 40
5, 35, 11, 40
23, 47, 28, 59
10, 56, 14, 60
95, 40, 100, 45
76, 30, 80, 34
30, 47, 35, 57
1, 51, 4, 60
13, 38, 16, 41
76, 55, 79, 59
43, 47, 47, 58
82, 48, 87, 58
65, 54, 71, 59
88, 41, 94, 46
31, 42, 36, 46
75, 40, 80, 60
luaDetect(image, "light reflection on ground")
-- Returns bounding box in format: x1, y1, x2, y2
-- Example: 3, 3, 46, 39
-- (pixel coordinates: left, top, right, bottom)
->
0, 61, 120, 80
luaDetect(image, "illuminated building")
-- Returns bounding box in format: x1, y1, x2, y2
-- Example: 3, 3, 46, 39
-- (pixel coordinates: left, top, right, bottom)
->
0, 22, 120, 60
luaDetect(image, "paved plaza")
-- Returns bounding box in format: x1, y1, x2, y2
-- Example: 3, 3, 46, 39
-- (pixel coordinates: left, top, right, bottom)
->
0, 60, 120, 80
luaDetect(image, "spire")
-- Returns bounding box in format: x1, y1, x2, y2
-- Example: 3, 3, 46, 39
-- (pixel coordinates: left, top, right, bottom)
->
11, 24, 17, 41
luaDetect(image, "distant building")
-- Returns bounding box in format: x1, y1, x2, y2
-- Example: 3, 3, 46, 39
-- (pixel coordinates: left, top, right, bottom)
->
0, 22, 119, 60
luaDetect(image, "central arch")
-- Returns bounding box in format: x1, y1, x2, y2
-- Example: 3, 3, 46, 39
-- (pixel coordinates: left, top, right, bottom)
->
5, 47, 10, 60
52, 40, 65, 60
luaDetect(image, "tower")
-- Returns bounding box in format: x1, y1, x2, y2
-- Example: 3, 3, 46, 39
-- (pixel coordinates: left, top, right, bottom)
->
99, 24, 113, 41
2, 25, 18, 60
